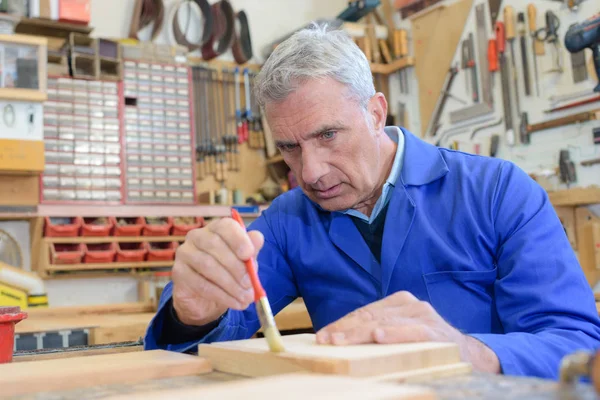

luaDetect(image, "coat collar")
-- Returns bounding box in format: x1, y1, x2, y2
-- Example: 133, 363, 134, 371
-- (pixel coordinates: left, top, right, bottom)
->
399, 128, 449, 187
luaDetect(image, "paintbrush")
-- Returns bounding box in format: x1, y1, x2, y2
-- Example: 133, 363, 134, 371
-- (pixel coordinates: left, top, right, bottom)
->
231, 208, 285, 353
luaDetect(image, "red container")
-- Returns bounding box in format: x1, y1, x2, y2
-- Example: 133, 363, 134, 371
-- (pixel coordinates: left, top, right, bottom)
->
44, 216, 82, 237
171, 217, 205, 236
142, 217, 173, 236
0, 307, 27, 363
145, 242, 178, 261
81, 217, 113, 237
50, 243, 85, 265
116, 242, 147, 262
83, 242, 116, 263
110, 217, 145, 236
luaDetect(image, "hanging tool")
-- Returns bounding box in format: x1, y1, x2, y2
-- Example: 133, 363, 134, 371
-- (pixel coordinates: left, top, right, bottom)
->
504, 6, 520, 116
559, 149, 577, 187
425, 65, 459, 137
527, 4, 541, 96
243, 68, 252, 147
488, 0, 502, 29
249, 70, 265, 150
462, 33, 479, 102
394, 29, 409, 94
595, 127, 600, 144
535, 10, 563, 74
222, 68, 232, 170
234, 67, 244, 144
449, 4, 494, 124
517, 12, 531, 97
520, 108, 600, 144
230, 208, 285, 353
544, 95, 600, 113
496, 21, 515, 146
581, 157, 600, 166
564, 13, 600, 92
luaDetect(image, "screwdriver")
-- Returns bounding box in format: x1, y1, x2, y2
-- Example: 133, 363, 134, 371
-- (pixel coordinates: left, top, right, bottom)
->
504, 5, 520, 115
496, 21, 515, 147
527, 3, 541, 96
230, 208, 285, 353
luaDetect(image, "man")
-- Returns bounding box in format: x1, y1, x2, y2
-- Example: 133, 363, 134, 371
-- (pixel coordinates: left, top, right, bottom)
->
144, 24, 600, 380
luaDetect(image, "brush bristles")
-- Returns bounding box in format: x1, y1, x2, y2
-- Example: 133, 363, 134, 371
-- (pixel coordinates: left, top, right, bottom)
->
256, 297, 286, 352
263, 325, 286, 353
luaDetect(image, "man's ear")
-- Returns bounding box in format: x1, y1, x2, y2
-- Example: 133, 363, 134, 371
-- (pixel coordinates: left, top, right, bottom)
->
368, 92, 388, 131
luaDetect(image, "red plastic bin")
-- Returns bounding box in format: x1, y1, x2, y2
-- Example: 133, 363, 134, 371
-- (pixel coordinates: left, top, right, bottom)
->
110, 217, 145, 236
145, 242, 178, 261
116, 242, 147, 262
142, 217, 173, 236
81, 217, 113, 237
44, 216, 82, 237
83, 242, 117, 263
50, 243, 85, 265
171, 217, 205, 236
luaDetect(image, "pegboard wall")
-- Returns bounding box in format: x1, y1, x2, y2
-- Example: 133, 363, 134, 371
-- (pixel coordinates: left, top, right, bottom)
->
391, 0, 600, 191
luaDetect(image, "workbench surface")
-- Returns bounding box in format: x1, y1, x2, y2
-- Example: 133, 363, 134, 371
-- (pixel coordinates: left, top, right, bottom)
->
7, 370, 597, 399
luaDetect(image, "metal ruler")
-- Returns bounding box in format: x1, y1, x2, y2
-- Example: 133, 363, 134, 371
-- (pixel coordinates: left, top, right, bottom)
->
449, 4, 493, 124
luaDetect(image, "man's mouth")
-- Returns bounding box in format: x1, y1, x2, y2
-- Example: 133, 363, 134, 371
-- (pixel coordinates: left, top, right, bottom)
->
313, 184, 342, 199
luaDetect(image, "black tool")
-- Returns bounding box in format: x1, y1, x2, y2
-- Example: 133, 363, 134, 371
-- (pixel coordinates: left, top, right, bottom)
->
496, 21, 515, 146
535, 10, 563, 73
559, 149, 576, 187
594, 127, 600, 144
517, 12, 531, 96
490, 134, 500, 157
425, 65, 459, 137
564, 13, 600, 92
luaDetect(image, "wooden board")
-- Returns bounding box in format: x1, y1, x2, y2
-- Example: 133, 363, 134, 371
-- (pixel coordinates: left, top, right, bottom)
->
549, 187, 600, 206
0, 350, 212, 397
16, 312, 154, 334
102, 373, 437, 400
198, 333, 463, 378
413, 0, 473, 136
0, 174, 40, 206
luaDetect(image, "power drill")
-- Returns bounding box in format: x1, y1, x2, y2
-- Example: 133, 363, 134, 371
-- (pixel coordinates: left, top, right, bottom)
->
564, 13, 600, 92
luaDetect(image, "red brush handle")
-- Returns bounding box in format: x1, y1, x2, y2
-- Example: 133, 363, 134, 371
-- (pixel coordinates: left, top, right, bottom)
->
495, 21, 506, 53
230, 208, 265, 301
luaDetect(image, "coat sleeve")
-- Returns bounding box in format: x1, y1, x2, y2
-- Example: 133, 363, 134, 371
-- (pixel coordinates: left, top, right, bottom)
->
469, 161, 600, 379
143, 210, 299, 353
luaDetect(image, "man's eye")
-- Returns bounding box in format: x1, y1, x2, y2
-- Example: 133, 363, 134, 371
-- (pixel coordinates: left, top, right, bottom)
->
280, 144, 297, 152
322, 131, 336, 140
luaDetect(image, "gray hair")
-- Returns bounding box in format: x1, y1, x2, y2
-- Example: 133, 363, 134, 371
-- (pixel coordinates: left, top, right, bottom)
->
254, 22, 375, 110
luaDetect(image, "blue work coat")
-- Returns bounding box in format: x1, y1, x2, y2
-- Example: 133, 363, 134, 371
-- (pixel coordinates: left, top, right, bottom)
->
145, 128, 600, 380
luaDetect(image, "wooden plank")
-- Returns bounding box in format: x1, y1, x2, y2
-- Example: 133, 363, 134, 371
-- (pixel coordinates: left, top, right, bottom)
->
549, 187, 600, 207
413, 0, 473, 136
102, 373, 437, 400
89, 320, 151, 345
30, 216, 44, 274
259, 299, 312, 333
13, 344, 143, 363
0, 350, 212, 397
16, 312, 154, 335
44, 236, 186, 244
368, 362, 472, 383
198, 333, 461, 378
370, 56, 415, 74
25, 302, 154, 318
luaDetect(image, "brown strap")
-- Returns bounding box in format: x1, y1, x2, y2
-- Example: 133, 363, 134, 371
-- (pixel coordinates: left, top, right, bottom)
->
171, 0, 214, 51
201, 0, 235, 61
231, 10, 253, 64
129, 0, 165, 41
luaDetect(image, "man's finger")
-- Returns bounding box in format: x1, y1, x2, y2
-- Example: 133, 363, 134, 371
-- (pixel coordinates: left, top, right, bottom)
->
316, 306, 379, 344
372, 325, 433, 344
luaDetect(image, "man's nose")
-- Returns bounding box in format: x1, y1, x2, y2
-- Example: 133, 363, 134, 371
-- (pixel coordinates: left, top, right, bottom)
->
301, 150, 328, 185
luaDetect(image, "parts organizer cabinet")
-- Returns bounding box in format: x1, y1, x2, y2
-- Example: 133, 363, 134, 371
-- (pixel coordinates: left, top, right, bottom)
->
122, 60, 196, 204
41, 76, 122, 203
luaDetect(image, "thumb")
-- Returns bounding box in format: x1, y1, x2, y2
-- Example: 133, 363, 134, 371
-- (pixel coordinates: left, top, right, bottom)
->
248, 230, 264, 259
372, 325, 429, 344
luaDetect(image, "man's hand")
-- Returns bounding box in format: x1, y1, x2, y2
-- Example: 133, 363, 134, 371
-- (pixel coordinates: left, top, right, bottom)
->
315, 291, 500, 373
171, 218, 264, 327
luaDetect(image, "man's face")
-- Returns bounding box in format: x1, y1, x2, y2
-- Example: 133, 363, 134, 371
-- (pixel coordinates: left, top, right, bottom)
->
265, 77, 388, 211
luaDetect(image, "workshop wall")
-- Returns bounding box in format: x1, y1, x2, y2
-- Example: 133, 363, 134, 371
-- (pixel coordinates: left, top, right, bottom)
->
393, 0, 600, 190
43, 0, 349, 307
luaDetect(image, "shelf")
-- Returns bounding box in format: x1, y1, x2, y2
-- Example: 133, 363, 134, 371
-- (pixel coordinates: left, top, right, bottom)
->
44, 236, 186, 244
548, 187, 600, 207
46, 261, 174, 272
15, 17, 93, 39
370, 56, 415, 74
37, 204, 265, 218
